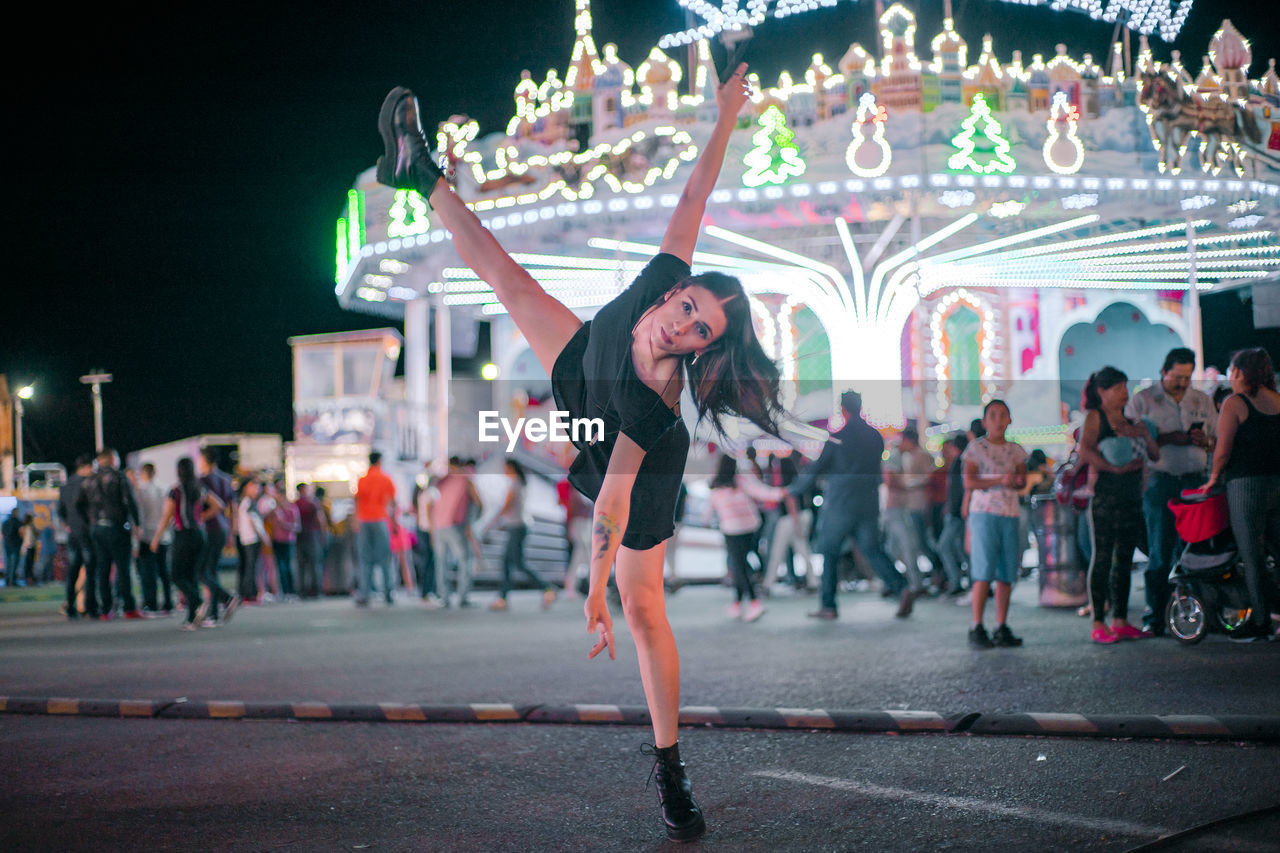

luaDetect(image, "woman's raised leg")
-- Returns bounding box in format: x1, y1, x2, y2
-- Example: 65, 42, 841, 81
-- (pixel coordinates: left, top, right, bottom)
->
423, 177, 582, 375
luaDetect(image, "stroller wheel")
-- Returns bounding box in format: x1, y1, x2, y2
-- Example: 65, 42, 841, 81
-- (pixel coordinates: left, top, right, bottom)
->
1167, 591, 1207, 645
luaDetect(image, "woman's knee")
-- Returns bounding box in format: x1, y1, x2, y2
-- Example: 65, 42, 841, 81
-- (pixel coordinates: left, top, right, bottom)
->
618, 586, 668, 636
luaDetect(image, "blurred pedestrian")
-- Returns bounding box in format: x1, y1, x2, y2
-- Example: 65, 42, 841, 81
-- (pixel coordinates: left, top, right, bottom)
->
1200, 348, 1280, 642
135, 463, 175, 615
77, 448, 142, 619
2, 508, 22, 587
354, 451, 397, 606
936, 434, 969, 598
558, 471, 592, 599
151, 457, 225, 630
1077, 367, 1160, 645
58, 455, 97, 618
429, 457, 483, 608
789, 390, 907, 620
411, 469, 440, 606
487, 459, 557, 611
883, 427, 935, 612
1126, 347, 1217, 635
963, 400, 1029, 649
761, 454, 816, 592
235, 478, 266, 602
295, 482, 326, 598
197, 448, 239, 620
265, 479, 301, 601
18, 514, 38, 586
708, 454, 788, 621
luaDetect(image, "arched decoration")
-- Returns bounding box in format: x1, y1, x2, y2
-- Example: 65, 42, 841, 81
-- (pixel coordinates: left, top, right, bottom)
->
930, 288, 997, 416
1056, 300, 1186, 412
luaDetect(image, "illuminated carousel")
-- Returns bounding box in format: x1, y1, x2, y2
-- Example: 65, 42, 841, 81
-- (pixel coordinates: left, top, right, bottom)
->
333, 0, 1280, 459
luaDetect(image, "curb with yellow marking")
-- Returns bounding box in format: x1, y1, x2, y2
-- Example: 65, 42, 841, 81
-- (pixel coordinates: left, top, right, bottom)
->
1, 696, 1278, 742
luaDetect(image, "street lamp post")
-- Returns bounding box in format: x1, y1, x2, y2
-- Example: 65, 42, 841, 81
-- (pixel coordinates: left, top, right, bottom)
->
14, 384, 34, 483
79, 371, 113, 452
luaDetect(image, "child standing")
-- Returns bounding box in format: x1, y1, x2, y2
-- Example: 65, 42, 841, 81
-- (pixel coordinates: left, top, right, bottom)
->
962, 400, 1028, 649
707, 454, 789, 622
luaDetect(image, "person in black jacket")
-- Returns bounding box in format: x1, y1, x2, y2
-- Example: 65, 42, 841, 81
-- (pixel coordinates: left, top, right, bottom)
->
58, 455, 98, 618
77, 449, 142, 619
789, 390, 908, 619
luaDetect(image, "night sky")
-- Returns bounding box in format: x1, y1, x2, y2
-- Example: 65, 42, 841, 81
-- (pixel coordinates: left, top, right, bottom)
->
6, 0, 1277, 469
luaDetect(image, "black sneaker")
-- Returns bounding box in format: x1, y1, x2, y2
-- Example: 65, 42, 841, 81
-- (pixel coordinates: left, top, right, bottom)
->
376, 87, 446, 197
969, 624, 994, 649
992, 624, 1024, 647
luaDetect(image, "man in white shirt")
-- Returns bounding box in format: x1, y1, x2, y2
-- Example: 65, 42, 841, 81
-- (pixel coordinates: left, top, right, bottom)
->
1125, 347, 1217, 635
135, 463, 174, 614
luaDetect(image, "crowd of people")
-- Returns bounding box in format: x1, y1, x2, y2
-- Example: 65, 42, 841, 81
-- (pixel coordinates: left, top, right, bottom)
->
4, 345, 1277, 649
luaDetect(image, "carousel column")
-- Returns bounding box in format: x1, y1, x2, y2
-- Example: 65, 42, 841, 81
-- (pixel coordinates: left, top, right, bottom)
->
433, 290, 452, 470
1185, 217, 1205, 381
404, 298, 430, 463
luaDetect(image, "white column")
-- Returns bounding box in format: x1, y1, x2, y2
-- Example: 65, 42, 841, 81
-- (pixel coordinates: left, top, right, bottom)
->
433, 292, 452, 471
404, 298, 430, 463
1186, 217, 1204, 381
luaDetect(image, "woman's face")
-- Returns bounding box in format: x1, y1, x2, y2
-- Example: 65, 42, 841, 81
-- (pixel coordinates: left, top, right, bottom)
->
1099, 381, 1128, 410
649, 285, 729, 358
1228, 365, 1247, 394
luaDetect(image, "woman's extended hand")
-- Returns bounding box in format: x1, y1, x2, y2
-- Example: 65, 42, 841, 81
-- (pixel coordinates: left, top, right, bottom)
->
717, 62, 751, 118
585, 593, 615, 661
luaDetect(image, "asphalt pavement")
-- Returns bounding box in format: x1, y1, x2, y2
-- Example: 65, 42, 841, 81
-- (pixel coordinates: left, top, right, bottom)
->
3, 569, 1279, 852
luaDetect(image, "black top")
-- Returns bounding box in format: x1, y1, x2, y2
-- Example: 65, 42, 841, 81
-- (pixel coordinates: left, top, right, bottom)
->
551, 253, 692, 549
58, 474, 91, 538
946, 457, 965, 518
788, 417, 884, 518
1093, 415, 1143, 503
77, 465, 141, 528
1225, 395, 1280, 480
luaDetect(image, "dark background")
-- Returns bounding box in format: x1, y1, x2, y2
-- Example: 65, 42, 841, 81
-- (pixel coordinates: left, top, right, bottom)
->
5, 0, 1277, 468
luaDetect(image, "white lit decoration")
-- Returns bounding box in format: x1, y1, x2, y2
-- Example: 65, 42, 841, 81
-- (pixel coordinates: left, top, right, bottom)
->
846, 92, 892, 178
1042, 92, 1085, 175
387, 190, 430, 238
989, 200, 1026, 217
743, 105, 807, 187
661, 1, 1193, 48
1061, 192, 1099, 209
948, 95, 1016, 175
938, 190, 977, 208
930, 288, 997, 414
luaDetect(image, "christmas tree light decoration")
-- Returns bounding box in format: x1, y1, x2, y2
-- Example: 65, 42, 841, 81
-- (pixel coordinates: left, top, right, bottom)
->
743, 105, 807, 187
1043, 91, 1085, 174
845, 92, 892, 177
388, 190, 430, 238
948, 95, 1016, 174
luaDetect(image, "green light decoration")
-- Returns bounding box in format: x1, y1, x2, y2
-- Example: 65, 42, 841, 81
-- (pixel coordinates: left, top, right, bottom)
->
948, 94, 1016, 175
743, 105, 806, 187
347, 189, 364, 261
335, 217, 348, 283
388, 189, 430, 238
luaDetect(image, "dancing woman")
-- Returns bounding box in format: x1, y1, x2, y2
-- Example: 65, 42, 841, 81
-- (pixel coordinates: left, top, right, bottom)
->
376, 62, 783, 842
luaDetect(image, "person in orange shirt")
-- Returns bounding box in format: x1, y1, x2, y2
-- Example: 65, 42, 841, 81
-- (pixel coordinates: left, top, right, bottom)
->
354, 451, 397, 606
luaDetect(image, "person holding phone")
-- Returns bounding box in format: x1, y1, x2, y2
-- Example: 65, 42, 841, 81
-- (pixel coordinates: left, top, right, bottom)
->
1125, 348, 1217, 635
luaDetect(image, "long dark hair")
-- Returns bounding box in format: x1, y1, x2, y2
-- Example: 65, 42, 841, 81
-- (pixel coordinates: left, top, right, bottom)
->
176, 456, 201, 523
652, 272, 784, 439
1082, 366, 1127, 411
709, 454, 738, 489
505, 458, 527, 484
1229, 348, 1277, 395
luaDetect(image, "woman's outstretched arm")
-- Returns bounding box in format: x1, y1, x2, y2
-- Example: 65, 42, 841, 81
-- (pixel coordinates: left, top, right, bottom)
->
583, 433, 646, 662
424, 177, 582, 376
659, 62, 751, 265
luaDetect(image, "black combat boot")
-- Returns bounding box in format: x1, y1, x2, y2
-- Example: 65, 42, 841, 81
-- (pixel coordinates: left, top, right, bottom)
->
375, 87, 446, 202
643, 742, 706, 842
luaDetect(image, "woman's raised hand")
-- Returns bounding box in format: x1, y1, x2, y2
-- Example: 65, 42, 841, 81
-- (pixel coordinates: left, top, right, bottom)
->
585, 594, 616, 661
717, 62, 752, 118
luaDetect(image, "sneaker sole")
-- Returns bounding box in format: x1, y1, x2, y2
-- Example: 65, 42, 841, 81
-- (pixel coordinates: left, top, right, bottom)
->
666, 813, 707, 842
376, 87, 413, 188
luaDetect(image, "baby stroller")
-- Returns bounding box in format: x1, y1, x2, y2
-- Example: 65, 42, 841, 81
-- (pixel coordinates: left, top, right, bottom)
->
1165, 489, 1253, 644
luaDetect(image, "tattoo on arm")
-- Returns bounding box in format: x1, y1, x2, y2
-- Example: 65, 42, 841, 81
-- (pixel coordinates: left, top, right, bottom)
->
593, 515, 620, 562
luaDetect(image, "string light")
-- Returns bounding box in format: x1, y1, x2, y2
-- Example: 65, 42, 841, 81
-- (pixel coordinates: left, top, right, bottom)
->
1043, 92, 1085, 175
948, 95, 1016, 175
